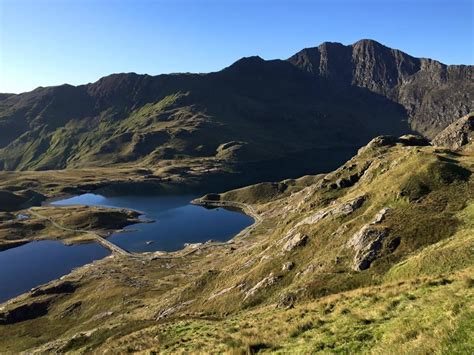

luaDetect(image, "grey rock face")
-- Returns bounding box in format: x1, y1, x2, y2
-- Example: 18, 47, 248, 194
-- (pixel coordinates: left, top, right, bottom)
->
244, 273, 278, 300
347, 226, 389, 271
288, 40, 473, 138
432, 113, 474, 149
282, 233, 308, 252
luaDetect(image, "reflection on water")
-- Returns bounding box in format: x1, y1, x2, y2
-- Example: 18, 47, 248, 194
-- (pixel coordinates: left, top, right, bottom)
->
0, 240, 109, 303
52, 194, 253, 252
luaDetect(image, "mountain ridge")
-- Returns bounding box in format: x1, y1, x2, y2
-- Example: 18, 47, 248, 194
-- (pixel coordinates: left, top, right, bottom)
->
288, 39, 473, 137
0, 39, 471, 173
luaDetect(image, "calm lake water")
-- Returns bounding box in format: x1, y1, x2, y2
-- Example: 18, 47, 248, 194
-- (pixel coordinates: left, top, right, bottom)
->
52, 194, 253, 252
0, 194, 252, 303
0, 241, 109, 303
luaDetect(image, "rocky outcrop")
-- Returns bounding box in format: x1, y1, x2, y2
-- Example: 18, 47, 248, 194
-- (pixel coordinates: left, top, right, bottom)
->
347, 207, 392, 271
432, 113, 474, 149
208, 283, 245, 300
398, 135, 430, 147
371, 208, 390, 225
155, 299, 195, 320
362, 135, 430, 151
30, 281, 77, 297
330, 169, 371, 189
347, 226, 389, 271
244, 274, 279, 300
283, 233, 308, 252
295, 196, 366, 228
0, 299, 51, 324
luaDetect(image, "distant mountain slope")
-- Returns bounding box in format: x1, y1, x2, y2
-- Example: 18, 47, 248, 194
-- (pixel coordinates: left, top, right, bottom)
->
0, 39, 471, 172
288, 39, 473, 137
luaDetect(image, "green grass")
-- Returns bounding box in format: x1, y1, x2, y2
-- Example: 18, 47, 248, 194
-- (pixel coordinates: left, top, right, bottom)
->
1, 142, 473, 353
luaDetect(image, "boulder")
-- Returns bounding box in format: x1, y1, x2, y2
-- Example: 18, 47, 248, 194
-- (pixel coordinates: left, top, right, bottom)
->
370, 208, 390, 225
282, 261, 295, 272
347, 226, 389, 271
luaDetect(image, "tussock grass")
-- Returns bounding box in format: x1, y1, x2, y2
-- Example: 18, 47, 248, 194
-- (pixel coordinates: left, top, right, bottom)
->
1, 144, 473, 353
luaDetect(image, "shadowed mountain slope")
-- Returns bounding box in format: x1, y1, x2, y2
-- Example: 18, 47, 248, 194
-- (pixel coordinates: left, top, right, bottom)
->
0, 39, 471, 174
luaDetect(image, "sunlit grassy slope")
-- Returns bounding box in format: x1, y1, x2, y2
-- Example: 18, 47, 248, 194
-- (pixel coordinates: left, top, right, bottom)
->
0, 136, 472, 353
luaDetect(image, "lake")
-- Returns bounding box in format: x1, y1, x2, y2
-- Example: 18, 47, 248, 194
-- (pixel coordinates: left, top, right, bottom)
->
0, 194, 253, 303
0, 241, 109, 303
52, 194, 253, 252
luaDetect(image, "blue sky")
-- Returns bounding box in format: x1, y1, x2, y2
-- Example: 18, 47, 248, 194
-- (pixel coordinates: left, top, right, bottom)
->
1, 0, 473, 93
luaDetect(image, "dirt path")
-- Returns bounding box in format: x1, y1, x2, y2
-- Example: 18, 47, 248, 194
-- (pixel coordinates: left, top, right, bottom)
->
28, 199, 262, 259
28, 208, 131, 256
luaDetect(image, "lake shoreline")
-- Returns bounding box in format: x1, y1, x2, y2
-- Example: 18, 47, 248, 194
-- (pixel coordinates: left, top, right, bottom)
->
0, 193, 255, 305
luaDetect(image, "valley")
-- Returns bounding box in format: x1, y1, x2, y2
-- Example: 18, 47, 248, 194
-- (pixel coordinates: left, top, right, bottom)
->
0, 37, 472, 353
0, 116, 473, 351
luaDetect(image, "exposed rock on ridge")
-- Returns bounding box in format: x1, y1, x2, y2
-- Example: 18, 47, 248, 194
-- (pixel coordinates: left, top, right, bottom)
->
0, 39, 471, 173
432, 112, 474, 149
288, 39, 473, 138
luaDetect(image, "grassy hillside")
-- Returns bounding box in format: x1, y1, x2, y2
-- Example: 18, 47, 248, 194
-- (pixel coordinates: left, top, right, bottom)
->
1, 40, 471, 176
0, 58, 410, 173
1, 135, 472, 353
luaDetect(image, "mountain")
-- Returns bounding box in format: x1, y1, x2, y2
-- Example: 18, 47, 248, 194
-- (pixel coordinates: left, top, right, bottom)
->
0, 39, 471, 174
288, 39, 473, 137
0, 61, 407, 173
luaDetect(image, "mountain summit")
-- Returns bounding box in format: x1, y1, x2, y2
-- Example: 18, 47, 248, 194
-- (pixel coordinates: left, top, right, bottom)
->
288, 39, 473, 136
0, 40, 471, 175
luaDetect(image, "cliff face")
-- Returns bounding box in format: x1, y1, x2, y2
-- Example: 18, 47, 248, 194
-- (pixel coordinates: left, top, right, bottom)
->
288, 39, 473, 138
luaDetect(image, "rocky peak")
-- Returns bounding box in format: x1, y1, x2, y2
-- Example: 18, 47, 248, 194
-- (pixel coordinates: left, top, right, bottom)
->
288, 42, 352, 83
85, 73, 155, 111
350, 40, 421, 94
288, 39, 421, 93
288, 39, 472, 137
